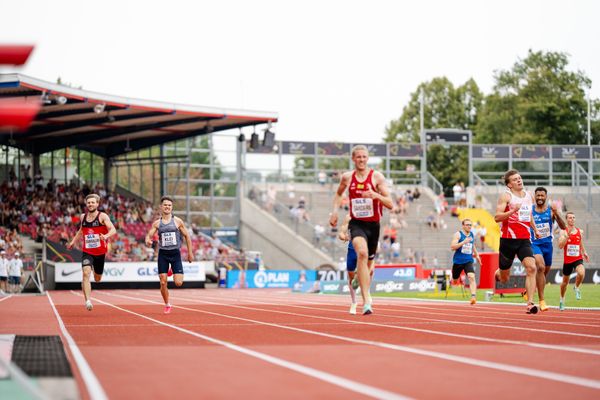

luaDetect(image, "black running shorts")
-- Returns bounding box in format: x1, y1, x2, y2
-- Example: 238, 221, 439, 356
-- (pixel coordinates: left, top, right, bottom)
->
82, 252, 106, 275
348, 219, 380, 260
499, 238, 534, 270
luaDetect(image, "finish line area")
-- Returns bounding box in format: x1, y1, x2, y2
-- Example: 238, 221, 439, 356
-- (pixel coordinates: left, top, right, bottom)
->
1, 288, 599, 399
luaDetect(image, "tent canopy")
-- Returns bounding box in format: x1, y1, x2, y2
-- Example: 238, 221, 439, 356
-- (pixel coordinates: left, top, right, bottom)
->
0, 74, 278, 158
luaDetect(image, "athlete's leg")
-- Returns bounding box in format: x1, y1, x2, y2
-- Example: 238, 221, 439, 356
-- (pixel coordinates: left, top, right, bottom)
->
82, 265, 93, 301
159, 273, 169, 304
574, 264, 585, 300
534, 254, 546, 302
347, 271, 357, 303
351, 236, 370, 306
560, 274, 569, 298
173, 274, 183, 287
466, 272, 477, 296
523, 256, 537, 307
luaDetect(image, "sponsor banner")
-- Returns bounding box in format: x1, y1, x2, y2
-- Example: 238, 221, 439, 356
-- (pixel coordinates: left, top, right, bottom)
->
551, 146, 590, 160
548, 268, 600, 285
512, 145, 549, 159
226, 269, 317, 289
281, 141, 315, 155
55, 262, 208, 283
425, 131, 470, 143
317, 142, 350, 156
388, 143, 422, 158
352, 143, 387, 157
371, 279, 436, 293
472, 145, 510, 159
317, 269, 348, 281
374, 267, 416, 281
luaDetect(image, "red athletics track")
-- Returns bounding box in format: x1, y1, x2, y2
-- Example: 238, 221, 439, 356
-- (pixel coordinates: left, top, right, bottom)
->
1, 289, 599, 399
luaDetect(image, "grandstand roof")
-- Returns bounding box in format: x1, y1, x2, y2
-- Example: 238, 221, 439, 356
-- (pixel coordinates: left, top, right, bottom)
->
0, 73, 278, 157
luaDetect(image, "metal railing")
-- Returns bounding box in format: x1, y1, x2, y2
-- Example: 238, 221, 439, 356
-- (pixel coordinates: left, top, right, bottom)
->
573, 162, 600, 219
426, 172, 444, 195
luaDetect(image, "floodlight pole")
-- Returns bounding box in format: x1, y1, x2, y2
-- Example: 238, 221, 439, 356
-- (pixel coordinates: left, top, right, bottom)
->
420, 88, 427, 187
587, 89, 591, 147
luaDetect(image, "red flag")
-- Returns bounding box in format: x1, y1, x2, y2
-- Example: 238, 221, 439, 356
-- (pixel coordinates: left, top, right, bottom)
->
0, 99, 41, 131
0, 45, 35, 65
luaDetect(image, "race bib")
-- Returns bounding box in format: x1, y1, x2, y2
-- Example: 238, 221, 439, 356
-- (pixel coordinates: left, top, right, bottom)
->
518, 206, 531, 222
536, 223, 551, 239
161, 232, 177, 247
461, 242, 473, 255
351, 198, 374, 218
85, 234, 101, 249
567, 244, 580, 257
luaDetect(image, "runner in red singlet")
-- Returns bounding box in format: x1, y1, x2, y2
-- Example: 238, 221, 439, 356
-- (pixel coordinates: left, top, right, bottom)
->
329, 145, 393, 315
67, 193, 117, 311
557, 212, 590, 311
494, 169, 541, 314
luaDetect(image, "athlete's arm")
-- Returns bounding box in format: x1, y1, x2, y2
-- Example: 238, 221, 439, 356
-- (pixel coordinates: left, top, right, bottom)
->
99, 213, 117, 242
338, 214, 351, 241
145, 220, 159, 247
551, 202, 567, 230
371, 171, 393, 210
66, 214, 85, 249
557, 230, 568, 249
494, 192, 519, 222
580, 230, 590, 262
330, 172, 350, 227
530, 213, 541, 239
450, 231, 464, 251
176, 217, 194, 263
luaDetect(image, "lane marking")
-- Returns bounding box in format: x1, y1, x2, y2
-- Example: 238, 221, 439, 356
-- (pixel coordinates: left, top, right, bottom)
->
147, 290, 600, 356
73, 292, 410, 400
104, 291, 600, 390
46, 292, 108, 400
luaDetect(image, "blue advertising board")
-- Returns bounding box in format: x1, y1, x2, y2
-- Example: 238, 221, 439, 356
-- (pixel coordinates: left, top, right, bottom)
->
373, 267, 416, 281
226, 269, 317, 289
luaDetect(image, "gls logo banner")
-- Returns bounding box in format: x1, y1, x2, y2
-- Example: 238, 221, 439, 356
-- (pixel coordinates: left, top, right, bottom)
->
55, 262, 208, 282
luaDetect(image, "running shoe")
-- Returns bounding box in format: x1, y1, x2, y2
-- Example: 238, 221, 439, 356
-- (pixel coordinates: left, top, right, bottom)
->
167, 267, 173, 277
351, 275, 359, 290
539, 300, 549, 312
470, 295, 476, 305
526, 303, 538, 314
362, 303, 373, 315
349, 303, 357, 315
559, 300, 565, 311
85, 300, 93, 311
574, 286, 582, 300
522, 291, 528, 302
164, 304, 172, 314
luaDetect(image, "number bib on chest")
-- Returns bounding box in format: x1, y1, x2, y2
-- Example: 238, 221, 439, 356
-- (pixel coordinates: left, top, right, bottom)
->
461, 242, 473, 255
161, 232, 178, 247
536, 223, 551, 239
518, 206, 531, 222
567, 244, 580, 257
351, 198, 374, 218
85, 234, 101, 249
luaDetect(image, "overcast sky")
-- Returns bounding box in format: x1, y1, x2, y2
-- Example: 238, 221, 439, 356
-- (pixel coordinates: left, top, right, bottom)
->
2, 0, 599, 144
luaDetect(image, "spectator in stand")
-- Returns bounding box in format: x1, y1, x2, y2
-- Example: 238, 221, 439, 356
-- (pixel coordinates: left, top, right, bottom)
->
452, 182, 462, 204
318, 170, 327, 186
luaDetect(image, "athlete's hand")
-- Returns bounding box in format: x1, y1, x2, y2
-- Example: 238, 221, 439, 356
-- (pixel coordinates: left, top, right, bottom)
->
512, 202, 522, 213
463, 237, 473, 244
361, 187, 377, 199
329, 212, 338, 227
187, 255, 193, 263
338, 231, 349, 241
534, 230, 542, 239
145, 237, 152, 247
66, 241, 74, 250
550, 201, 558, 213
100, 234, 108, 242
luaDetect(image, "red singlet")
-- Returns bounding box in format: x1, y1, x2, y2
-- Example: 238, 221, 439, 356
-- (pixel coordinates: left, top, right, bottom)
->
563, 228, 583, 264
81, 212, 108, 256
348, 169, 382, 222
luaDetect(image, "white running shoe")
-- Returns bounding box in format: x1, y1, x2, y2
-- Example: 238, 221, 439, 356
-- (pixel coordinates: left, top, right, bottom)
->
349, 303, 357, 315
85, 300, 93, 311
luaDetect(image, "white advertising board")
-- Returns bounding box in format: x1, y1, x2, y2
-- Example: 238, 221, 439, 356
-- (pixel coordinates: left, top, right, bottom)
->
55, 261, 209, 283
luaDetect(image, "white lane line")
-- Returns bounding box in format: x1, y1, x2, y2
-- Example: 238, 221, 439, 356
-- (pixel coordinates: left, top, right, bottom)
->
0, 295, 13, 302
105, 291, 600, 390
147, 291, 600, 357
46, 292, 108, 400
75, 292, 410, 400
222, 291, 600, 330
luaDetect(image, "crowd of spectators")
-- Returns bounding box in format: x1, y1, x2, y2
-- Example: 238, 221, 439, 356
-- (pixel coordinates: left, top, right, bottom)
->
0, 171, 243, 264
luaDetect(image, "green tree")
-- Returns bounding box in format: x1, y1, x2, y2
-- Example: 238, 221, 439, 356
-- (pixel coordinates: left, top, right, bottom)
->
476, 50, 596, 144
384, 77, 482, 190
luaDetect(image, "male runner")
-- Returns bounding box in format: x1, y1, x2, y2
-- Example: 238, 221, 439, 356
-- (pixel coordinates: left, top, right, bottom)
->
557, 212, 590, 311
530, 187, 566, 311
145, 196, 193, 314
450, 218, 482, 305
67, 194, 117, 311
494, 170, 541, 314
329, 145, 393, 315
338, 214, 359, 314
